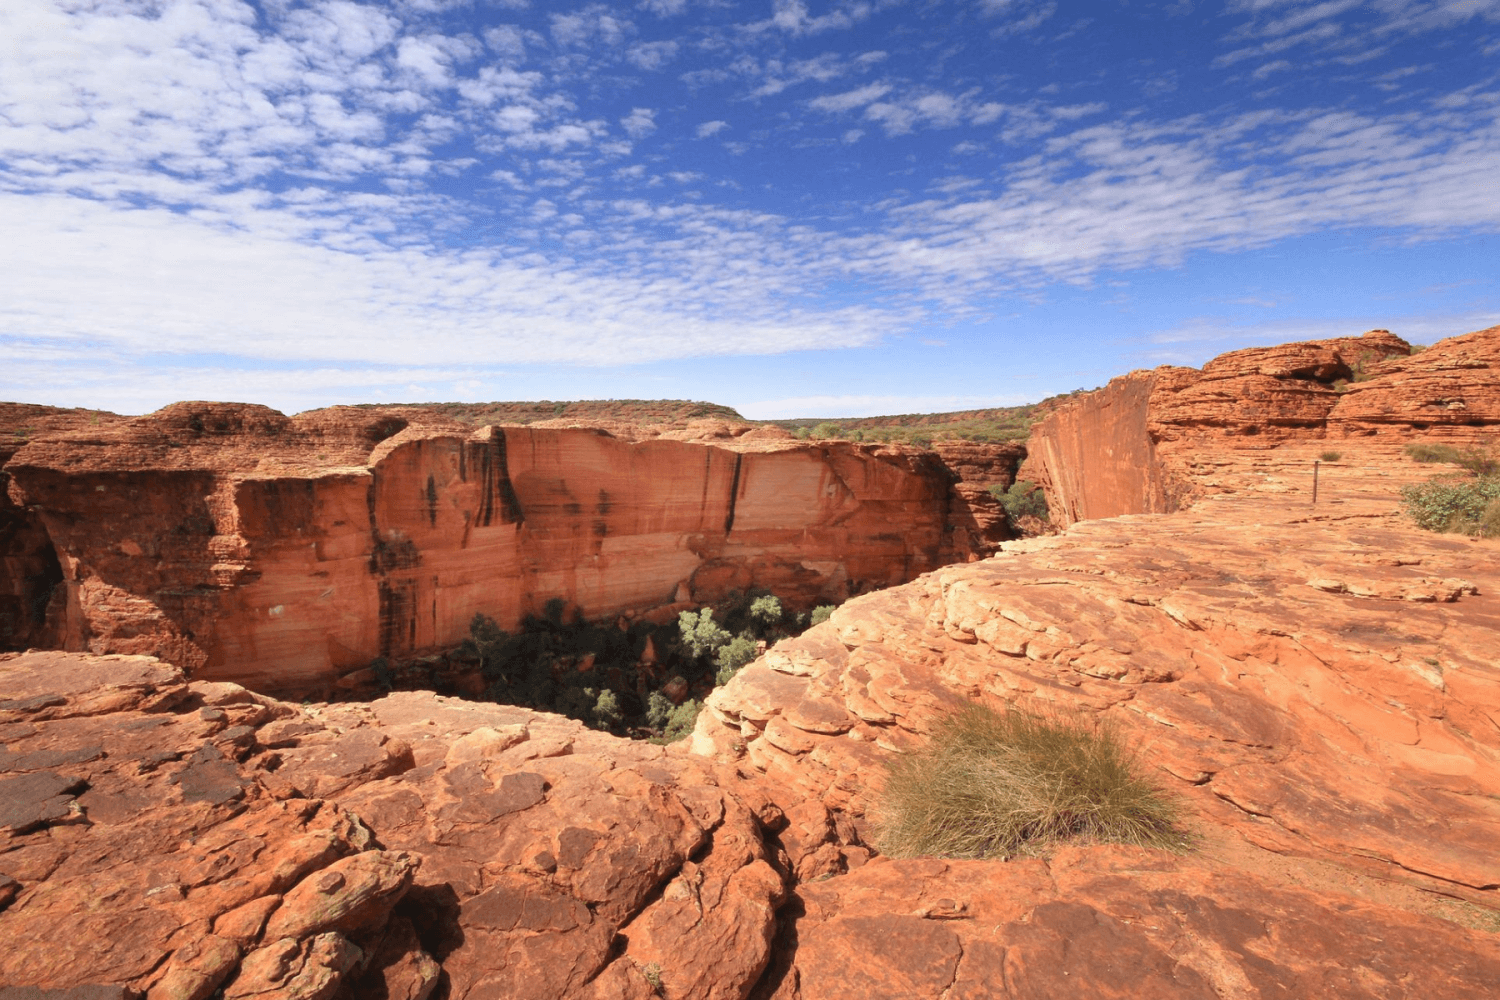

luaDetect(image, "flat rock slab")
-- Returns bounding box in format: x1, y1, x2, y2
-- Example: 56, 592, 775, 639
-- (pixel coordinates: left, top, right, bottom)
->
776, 849, 1500, 1000
0, 771, 86, 833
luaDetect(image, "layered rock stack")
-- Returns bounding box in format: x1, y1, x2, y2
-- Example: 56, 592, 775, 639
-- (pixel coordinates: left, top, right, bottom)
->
1024, 325, 1500, 525
2, 406, 1001, 694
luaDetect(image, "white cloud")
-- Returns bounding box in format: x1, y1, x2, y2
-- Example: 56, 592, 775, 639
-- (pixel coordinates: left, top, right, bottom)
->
482, 25, 530, 62
1218, 0, 1500, 67
0, 193, 898, 373
1, 0, 1497, 414
846, 96, 1500, 299
627, 40, 680, 69
809, 82, 891, 112
621, 107, 657, 139
759, 0, 874, 35
981, 0, 1059, 36
1252, 58, 1294, 79
550, 5, 635, 48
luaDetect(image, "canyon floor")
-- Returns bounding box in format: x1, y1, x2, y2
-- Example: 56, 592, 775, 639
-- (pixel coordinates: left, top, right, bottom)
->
3, 431, 1498, 999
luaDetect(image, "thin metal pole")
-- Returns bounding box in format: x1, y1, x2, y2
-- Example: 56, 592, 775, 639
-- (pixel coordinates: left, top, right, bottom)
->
1312, 460, 1319, 505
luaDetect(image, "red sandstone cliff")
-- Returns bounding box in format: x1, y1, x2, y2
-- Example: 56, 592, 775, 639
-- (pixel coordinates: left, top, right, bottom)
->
3, 404, 987, 693
0, 404, 124, 652
1024, 326, 1499, 525
5, 432, 1498, 998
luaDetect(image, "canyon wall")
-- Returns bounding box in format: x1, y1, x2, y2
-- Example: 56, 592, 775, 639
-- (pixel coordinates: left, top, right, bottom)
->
1025, 326, 1500, 525
3, 404, 981, 693
0, 404, 117, 652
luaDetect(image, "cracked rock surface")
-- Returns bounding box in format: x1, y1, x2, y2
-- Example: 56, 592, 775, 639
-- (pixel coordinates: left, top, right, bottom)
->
5, 327, 1500, 998
0, 655, 787, 1000
697, 433, 1500, 998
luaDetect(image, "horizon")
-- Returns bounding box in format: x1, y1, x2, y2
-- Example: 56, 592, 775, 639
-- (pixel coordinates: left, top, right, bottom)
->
3, 0, 1498, 417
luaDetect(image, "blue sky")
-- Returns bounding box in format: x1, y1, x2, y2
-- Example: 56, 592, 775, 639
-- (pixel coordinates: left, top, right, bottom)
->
2, 0, 1498, 418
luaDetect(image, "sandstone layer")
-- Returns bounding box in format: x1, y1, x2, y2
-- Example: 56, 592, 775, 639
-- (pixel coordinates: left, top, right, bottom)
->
1024, 326, 1499, 525
3, 406, 999, 694
0, 650, 793, 1000
5, 426, 1499, 997
1, 405, 123, 653
695, 436, 1500, 996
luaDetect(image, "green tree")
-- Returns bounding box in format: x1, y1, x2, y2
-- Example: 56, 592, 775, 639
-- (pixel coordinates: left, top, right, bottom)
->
678, 607, 731, 658
989, 480, 1050, 527
715, 635, 758, 685
663, 699, 702, 742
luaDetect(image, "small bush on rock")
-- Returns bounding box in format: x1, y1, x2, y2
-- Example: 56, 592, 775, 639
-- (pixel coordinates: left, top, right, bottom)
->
1319, 451, 1342, 462
1406, 443, 1498, 476
749, 594, 783, 625
1401, 477, 1500, 537
809, 604, 836, 626
874, 703, 1185, 859
653, 699, 701, 744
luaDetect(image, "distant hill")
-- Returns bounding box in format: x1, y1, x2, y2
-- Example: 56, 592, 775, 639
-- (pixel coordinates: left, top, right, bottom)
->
338, 398, 746, 426
766, 392, 1088, 445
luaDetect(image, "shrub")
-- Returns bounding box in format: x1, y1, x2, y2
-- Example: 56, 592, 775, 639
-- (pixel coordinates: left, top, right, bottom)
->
988, 480, 1050, 528
715, 635, 758, 685
809, 604, 836, 626
873, 703, 1185, 859
1401, 477, 1500, 536
678, 608, 731, 658
591, 689, 623, 730
749, 594, 783, 625
645, 690, 675, 729
1406, 442, 1461, 464
662, 699, 701, 742
1405, 443, 1498, 476
1319, 451, 1342, 462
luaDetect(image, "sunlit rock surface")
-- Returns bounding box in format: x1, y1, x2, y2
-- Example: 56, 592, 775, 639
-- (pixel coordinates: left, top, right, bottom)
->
4, 408, 985, 693
1024, 326, 1498, 526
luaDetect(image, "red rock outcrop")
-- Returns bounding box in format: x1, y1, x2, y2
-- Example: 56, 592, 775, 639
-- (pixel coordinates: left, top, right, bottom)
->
1329, 324, 1500, 434
695, 440, 1500, 995
7, 328, 1500, 998
1025, 327, 1499, 526
3, 404, 988, 693
0, 650, 792, 1000
0, 405, 123, 652
6, 435, 1500, 996
1015, 372, 1173, 525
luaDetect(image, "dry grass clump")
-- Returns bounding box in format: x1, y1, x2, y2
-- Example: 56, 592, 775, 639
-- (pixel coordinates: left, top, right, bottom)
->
873, 703, 1186, 859
1405, 442, 1499, 476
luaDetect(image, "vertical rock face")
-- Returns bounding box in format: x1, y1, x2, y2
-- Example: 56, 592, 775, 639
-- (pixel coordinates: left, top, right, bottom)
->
1025, 326, 1498, 526
0, 405, 118, 652
3, 408, 965, 692
1016, 372, 1169, 525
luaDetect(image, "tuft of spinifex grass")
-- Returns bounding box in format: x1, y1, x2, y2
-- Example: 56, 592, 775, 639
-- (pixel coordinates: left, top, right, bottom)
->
873, 703, 1187, 859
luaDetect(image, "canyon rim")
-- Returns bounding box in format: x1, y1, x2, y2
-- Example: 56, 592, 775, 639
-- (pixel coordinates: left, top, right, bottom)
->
0, 325, 1497, 999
